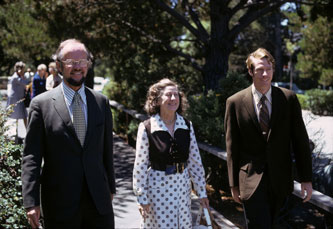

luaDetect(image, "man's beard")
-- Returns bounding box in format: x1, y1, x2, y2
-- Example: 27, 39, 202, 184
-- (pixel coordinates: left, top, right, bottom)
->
66, 76, 86, 87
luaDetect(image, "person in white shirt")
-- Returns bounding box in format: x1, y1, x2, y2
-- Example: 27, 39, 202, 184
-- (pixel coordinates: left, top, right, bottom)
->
24, 68, 34, 82
46, 62, 62, 90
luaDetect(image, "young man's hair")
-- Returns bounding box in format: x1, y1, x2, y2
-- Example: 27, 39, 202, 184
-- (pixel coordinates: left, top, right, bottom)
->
246, 48, 275, 73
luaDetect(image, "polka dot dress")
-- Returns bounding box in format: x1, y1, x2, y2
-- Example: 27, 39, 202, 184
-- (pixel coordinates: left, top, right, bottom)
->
133, 114, 207, 229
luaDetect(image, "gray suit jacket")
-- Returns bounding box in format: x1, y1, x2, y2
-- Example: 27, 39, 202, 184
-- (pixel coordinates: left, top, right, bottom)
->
224, 86, 312, 200
22, 85, 115, 221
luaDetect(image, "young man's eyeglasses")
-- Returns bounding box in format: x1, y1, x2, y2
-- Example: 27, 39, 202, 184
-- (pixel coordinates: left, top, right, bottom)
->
59, 59, 91, 68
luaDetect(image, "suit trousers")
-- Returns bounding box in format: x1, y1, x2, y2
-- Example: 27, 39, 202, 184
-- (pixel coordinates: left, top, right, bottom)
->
243, 171, 287, 229
43, 178, 114, 229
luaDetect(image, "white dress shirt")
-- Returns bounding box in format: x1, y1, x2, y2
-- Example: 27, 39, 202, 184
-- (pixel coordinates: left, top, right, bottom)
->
251, 84, 272, 122
61, 82, 88, 127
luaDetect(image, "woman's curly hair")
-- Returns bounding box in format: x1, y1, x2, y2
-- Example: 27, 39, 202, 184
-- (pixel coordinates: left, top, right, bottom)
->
144, 78, 188, 116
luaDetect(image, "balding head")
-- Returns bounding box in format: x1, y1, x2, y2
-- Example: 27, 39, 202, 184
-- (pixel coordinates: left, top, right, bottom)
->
53, 39, 93, 62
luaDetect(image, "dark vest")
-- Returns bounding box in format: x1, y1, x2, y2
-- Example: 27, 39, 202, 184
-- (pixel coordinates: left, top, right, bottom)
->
143, 118, 191, 170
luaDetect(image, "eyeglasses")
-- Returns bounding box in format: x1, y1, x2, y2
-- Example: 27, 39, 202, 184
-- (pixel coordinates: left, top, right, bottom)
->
60, 59, 91, 67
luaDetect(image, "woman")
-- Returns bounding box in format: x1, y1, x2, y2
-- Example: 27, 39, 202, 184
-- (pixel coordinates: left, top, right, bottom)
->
6, 61, 29, 127
46, 62, 62, 90
133, 78, 209, 228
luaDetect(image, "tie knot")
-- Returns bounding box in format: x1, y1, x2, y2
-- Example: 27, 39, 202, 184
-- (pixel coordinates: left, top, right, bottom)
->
73, 92, 81, 103
260, 95, 267, 104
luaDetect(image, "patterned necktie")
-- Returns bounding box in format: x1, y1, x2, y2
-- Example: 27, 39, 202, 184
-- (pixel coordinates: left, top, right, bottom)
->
259, 95, 270, 139
73, 92, 86, 146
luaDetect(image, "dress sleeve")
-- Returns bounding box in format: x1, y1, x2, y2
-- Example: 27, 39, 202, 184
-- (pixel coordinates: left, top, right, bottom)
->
133, 122, 150, 205
187, 122, 207, 198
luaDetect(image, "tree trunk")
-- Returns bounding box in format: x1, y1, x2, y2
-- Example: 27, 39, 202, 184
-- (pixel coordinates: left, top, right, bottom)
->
203, 46, 231, 92
203, 0, 232, 92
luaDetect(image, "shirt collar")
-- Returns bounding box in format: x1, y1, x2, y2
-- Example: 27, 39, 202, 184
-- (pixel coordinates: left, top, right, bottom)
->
150, 113, 189, 134
251, 84, 272, 105
62, 82, 87, 106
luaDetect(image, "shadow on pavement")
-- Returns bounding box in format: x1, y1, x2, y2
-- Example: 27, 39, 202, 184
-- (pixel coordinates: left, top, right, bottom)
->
112, 135, 142, 227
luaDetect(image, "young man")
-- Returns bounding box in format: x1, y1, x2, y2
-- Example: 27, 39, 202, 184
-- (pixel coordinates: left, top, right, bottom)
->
224, 48, 312, 228
22, 39, 116, 228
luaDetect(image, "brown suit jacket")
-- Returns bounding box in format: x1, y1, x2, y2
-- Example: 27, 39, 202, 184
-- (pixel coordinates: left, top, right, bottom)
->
224, 85, 312, 200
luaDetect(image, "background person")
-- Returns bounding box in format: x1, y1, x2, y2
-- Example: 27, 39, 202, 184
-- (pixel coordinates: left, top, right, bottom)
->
22, 39, 116, 228
32, 63, 47, 98
224, 48, 312, 228
24, 67, 34, 82
46, 62, 62, 90
6, 61, 29, 127
133, 78, 209, 228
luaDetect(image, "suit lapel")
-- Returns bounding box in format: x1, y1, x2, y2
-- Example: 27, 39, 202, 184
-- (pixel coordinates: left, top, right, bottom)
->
242, 86, 262, 135
83, 88, 97, 149
52, 86, 78, 142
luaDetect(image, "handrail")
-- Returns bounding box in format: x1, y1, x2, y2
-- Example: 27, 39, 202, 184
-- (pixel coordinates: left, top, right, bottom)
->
109, 99, 333, 214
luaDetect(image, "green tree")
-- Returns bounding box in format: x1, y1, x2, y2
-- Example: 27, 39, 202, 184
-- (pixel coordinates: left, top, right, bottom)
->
0, 0, 56, 75
33, 0, 202, 109
296, 15, 333, 87
32, 0, 330, 93
230, 8, 290, 82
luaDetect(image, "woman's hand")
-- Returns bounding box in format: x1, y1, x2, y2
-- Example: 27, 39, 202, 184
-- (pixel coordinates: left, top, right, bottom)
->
200, 197, 209, 209
139, 204, 150, 222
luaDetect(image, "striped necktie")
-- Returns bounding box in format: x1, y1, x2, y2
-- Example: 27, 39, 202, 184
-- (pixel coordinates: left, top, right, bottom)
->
73, 92, 86, 146
259, 95, 270, 139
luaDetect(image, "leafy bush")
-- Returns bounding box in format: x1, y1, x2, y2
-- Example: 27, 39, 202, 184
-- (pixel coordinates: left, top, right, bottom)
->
217, 71, 251, 116
186, 90, 224, 147
296, 94, 310, 110
0, 141, 27, 228
306, 89, 333, 115
111, 107, 140, 147
0, 104, 29, 228
186, 72, 250, 147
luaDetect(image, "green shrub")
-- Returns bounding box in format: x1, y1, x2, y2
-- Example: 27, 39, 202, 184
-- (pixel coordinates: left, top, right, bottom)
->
127, 119, 140, 138
0, 141, 27, 228
186, 90, 224, 147
111, 108, 123, 135
111, 107, 140, 147
0, 105, 29, 228
186, 72, 250, 147
296, 94, 310, 110
306, 89, 333, 115
217, 71, 251, 117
